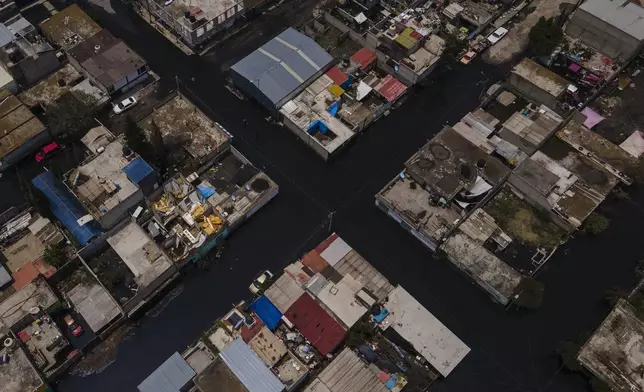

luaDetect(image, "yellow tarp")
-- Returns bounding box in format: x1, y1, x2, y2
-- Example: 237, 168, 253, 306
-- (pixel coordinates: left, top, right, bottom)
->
328, 84, 345, 97
395, 27, 418, 49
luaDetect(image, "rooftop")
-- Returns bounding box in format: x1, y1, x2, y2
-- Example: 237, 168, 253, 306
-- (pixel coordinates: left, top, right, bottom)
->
247, 326, 287, 367
40, 4, 102, 50
231, 27, 333, 107
84, 247, 137, 305
0, 90, 46, 160
67, 137, 140, 217
219, 338, 284, 392
18, 64, 84, 107
107, 221, 174, 288
303, 348, 389, 392
315, 274, 369, 328
69, 31, 146, 89
379, 285, 470, 377
578, 299, 644, 392
511, 59, 569, 98
0, 344, 44, 392
194, 357, 249, 392
18, 311, 69, 372
139, 94, 230, 161
183, 341, 216, 374
0, 278, 58, 327
498, 104, 564, 153
264, 273, 305, 314
160, 0, 242, 25
578, 0, 644, 40
138, 352, 196, 392
66, 279, 121, 333
405, 126, 509, 200
274, 352, 308, 388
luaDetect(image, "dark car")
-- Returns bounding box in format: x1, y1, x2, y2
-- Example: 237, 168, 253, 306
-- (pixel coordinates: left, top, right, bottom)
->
64, 314, 83, 337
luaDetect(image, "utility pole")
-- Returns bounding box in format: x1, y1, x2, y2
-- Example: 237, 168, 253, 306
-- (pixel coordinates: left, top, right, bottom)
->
327, 211, 335, 233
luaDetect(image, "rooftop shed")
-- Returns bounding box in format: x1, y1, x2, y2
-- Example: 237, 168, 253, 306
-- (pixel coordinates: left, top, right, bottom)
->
284, 293, 346, 356
230, 28, 333, 114
380, 286, 470, 377
138, 352, 196, 392
219, 339, 284, 392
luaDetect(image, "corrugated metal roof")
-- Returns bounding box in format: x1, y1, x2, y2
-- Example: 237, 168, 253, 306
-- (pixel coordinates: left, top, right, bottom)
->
333, 249, 394, 302
320, 236, 351, 266
579, 0, 644, 40
375, 76, 407, 103
138, 352, 196, 392
303, 348, 389, 392
284, 293, 346, 355
231, 28, 333, 106
219, 339, 284, 392
351, 48, 376, 69
264, 273, 305, 313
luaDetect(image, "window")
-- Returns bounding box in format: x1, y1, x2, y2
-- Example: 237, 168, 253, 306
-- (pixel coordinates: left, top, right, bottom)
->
206, 21, 214, 31
197, 27, 204, 37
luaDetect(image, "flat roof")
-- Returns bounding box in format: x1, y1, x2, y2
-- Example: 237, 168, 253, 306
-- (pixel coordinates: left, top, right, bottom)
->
2, 216, 62, 275
231, 28, 333, 106
264, 273, 305, 314
20, 309, 69, 372
248, 326, 287, 367
219, 339, 284, 392
19, 64, 84, 107
315, 275, 368, 328
70, 31, 146, 88
303, 348, 389, 392
107, 221, 174, 288
380, 285, 470, 377
578, 299, 644, 391
40, 4, 102, 49
0, 278, 58, 327
161, 0, 242, 24
67, 281, 121, 333
405, 126, 509, 200
511, 59, 568, 98
500, 105, 563, 151
579, 0, 644, 40
441, 230, 523, 305
0, 345, 43, 392
140, 95, 229, 160
0, 91, 46, 160
70, 139, 140, 216
194, 357, 249, 392
284, 293, 346, 356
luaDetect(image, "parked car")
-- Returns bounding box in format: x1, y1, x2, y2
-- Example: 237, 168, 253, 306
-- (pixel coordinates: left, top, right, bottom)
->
35, 142, 61, 162
249, 270, 274, 294
63, 314, 83, 337
113, 96, 137, 115
460, 50, 477, 65
487, 27, 508, 45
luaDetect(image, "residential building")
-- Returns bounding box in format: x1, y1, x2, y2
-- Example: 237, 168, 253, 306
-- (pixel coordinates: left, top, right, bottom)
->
219, 338, 285, 392
303, 348, 389, 392
0, 89, 48, 172
0, 16, 60, 88
40, 5, 149, 95
0, 278, 60, 327
566, 0, 644, 59
230, 28, 333, 117
138, 352, 196, 392
0, 339, 47, 392
509, 59, 570, 110
141, 0, 245, 48
65, 126, 157, 229
578, 299, 644, 391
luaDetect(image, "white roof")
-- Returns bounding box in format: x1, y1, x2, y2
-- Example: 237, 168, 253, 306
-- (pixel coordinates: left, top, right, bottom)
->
381, 286, 470, 376
0, 67, 13, 90
580, 0, 644, 40
320, 236, 351, 266
315, 275, 368, 328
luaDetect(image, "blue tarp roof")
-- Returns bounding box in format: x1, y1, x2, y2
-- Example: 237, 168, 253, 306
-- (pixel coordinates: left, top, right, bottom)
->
231, 28, 333, 106
138, 352, 196, 392
220, 339, 284, 392
122, 157, 154, 184
250, 295, 281, 331
32, 171, 102, 246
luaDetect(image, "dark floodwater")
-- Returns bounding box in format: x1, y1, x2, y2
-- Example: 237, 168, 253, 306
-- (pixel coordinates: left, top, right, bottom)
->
44, 1, 644, 391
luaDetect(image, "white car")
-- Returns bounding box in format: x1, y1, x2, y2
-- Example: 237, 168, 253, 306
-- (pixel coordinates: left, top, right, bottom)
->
249, 270, 273, 294
113, 96, 138, 115
487, 27, 508, 45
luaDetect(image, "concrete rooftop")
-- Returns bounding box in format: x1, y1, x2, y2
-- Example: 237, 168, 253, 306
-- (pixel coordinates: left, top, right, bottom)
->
40, 4, 102, 49
0, 345, 43, 392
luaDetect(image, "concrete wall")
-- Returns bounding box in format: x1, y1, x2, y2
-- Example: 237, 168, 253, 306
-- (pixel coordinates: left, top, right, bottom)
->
282, 115, 331, 160
97, 188, 144, 230
0, 130, 50, 172
508, 73, 560, 110
507, 172, 551, 211
498, 128, 537, 155
375, 195, 439, 251
566, 9, 641, 59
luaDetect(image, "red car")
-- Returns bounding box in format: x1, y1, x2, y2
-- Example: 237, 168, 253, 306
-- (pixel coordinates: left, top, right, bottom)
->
64, 314, 83, 337
35, 142, 61, 162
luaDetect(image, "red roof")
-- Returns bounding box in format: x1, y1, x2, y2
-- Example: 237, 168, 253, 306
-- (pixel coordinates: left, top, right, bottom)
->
301, 250, 329, 273
325, 66, 348, 86
240, 314, 264, 343
375, 75, 407, 103
351, 48, 377, 69
284, 293, 346, 355
314, 233, 338, 254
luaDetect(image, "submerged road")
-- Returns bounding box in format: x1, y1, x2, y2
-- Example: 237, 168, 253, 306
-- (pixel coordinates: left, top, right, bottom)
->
46, 1, 644, 391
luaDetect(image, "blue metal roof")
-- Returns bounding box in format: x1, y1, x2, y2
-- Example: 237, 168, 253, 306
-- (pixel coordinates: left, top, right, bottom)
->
231, 28, 333, 106
122, 157, 154, 184
138, 352, 196, 392
250, 295, 282, 331
220, 339, 284, 392
32, 171, 102, 246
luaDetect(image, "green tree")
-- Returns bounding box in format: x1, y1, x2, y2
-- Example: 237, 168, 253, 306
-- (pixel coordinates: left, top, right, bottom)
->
581, 212, 610, 235
528, 17, 563, 56
43, 243, 68, 268
46, 92, 97, 138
